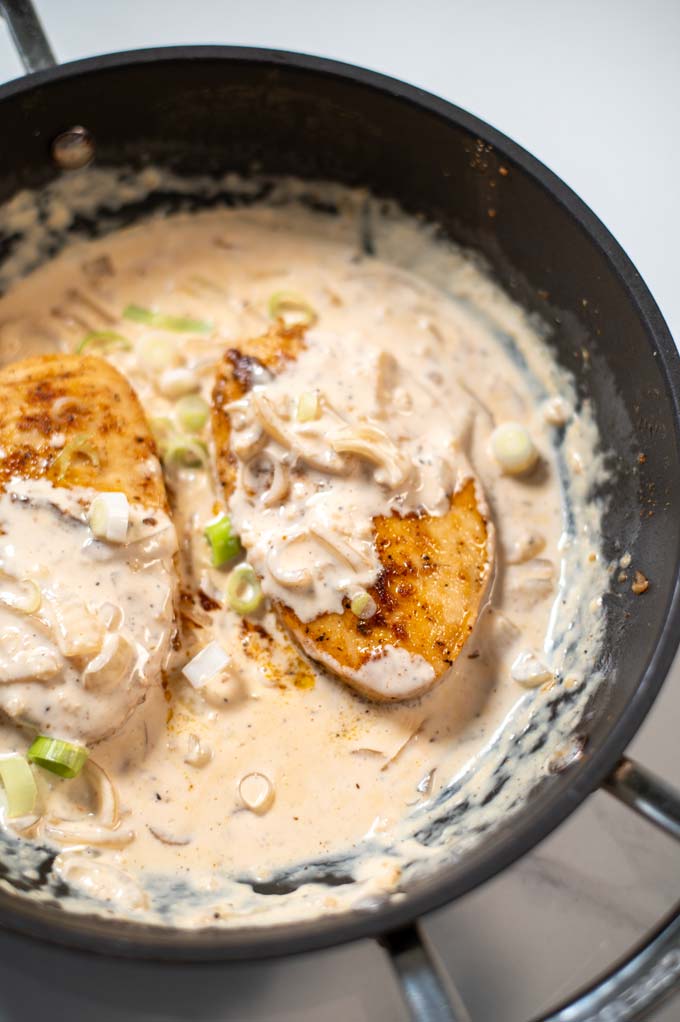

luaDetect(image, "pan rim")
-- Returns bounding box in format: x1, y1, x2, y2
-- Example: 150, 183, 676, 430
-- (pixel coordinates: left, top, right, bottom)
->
0, 44, 678, 961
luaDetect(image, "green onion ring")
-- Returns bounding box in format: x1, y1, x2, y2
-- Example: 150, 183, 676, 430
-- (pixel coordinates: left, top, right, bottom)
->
226, 564, 263, 615
123, 304, 212, 334
28, 736, 89, 779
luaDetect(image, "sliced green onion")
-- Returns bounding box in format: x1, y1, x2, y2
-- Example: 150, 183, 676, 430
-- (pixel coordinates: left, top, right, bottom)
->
88, 492, 130, 543
350, 590, 377, 620
226, 563, 262, 615
268, 291, 317, 328
204, 513, 241, 567
150, 416, 173, 446
162, 435, 208, 469
52, 433, 100, 480
296, 390, 320, 423
176, 394, 209, 433
138, 336, 176, 371
28, 736, 88, 779
76, 331, 132, 355
0, 756, 37, 817
123, 304, 213, 334
490, 422, 538, 476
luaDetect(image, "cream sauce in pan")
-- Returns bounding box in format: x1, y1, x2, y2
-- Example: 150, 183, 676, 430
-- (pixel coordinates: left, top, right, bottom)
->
0, 481, 176, 744
0, 174, 609, 927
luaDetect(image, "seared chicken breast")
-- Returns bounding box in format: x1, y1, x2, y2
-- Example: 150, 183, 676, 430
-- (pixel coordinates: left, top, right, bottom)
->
212, 325, 493, 702
0, 353, 166, 506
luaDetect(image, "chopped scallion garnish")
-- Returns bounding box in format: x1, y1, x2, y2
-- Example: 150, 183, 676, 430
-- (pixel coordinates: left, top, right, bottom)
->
162, 435, 208, 469
489, 422, 538, 476
268, 291, 317, 328
226, 563, 262, 615
88, 492, 130, 543
0, 756, 37, 817
350, 590, 377, 620
52, 433, 100, 481
123, 304, 213, 334
28, 736, 88, 779
76, 331, 132, 355
176, 394, 209, 433
204, 513, 241, 567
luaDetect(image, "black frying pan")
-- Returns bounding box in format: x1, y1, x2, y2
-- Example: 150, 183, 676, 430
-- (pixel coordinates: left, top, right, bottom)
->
0, 3, 678, 1020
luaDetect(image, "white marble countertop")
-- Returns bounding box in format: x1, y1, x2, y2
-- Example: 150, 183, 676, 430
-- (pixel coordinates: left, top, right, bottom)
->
0, 1, 677, 1019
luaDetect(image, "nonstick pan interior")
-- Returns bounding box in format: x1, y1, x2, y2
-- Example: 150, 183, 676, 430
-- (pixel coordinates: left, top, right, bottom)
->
0, 48, 677, 959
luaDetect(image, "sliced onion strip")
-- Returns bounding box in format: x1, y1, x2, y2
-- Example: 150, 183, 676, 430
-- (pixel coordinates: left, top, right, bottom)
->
266, 542, 313, 589
260, 459, 290, 508
43, 819, 135, 848
85, 760, 119, 828
329, 423, 411, 488
0, 576, 41, 614
147, 825, 192, 846
309, 525, 372, 571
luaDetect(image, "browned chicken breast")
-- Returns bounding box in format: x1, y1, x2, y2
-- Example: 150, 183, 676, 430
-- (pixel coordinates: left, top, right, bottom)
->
0, 353, 166, 507
212, 325, 493, 702
212, 324, 307, 500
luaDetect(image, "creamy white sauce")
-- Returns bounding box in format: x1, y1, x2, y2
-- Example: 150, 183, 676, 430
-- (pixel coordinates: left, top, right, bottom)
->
0, 170, 610, 929
228, 335, 477, 622
0, 480, 176, 743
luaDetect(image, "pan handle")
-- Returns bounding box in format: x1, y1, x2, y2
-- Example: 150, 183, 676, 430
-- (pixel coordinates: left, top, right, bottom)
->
0, 0, 56, 73
385, 756, 680, 1021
